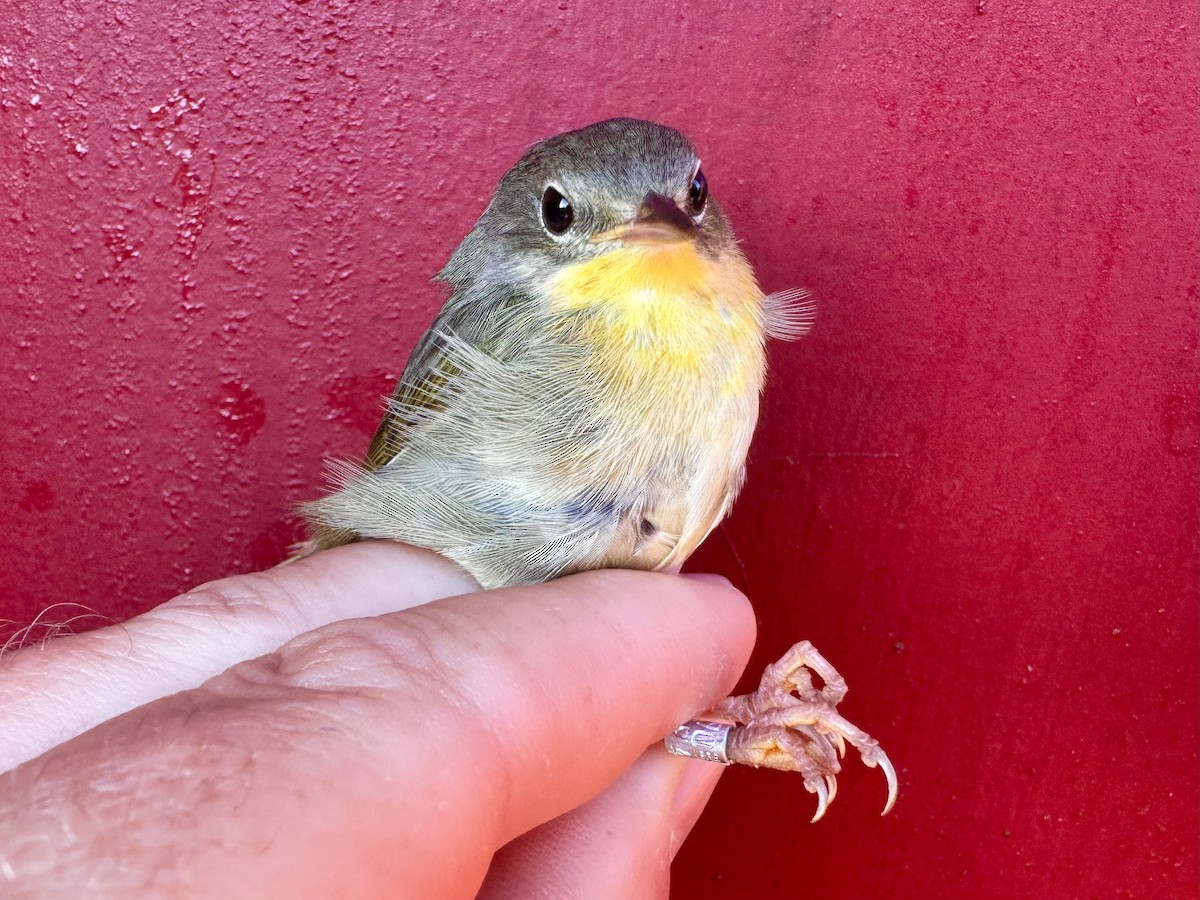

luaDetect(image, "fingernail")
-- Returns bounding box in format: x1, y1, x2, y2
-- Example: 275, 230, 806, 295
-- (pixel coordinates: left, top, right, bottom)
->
680, 572, 733, 588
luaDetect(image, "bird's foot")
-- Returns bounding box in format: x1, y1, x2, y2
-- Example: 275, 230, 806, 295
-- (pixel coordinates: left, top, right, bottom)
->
670, 640, 897, 822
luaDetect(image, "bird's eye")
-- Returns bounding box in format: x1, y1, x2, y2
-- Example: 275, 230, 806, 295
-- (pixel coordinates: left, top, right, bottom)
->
687, 168, 708, 218
540, 186, 574, 235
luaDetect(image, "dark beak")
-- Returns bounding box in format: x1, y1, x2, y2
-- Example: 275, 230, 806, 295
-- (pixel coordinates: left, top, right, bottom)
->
590, 193, 697, 246
635, 193, 696, 234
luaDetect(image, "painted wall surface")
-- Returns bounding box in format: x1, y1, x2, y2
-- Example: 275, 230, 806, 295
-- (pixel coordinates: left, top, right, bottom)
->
1, 2, 1196, 896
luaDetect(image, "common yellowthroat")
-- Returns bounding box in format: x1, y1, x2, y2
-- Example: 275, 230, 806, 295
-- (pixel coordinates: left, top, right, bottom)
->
301, 118, 894, 820
302, 117, 810, 584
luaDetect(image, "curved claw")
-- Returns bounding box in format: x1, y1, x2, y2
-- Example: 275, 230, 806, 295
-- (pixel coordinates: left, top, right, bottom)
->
825, 773, 838, 806
811, 778, 830, 823
831, 731, 846, 759
879, 753, 898, 816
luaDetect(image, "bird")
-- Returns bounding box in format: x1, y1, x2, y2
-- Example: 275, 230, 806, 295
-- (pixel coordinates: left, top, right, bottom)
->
300, 118, 894, 820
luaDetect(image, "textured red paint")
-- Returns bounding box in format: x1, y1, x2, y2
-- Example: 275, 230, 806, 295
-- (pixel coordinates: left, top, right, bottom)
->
324, 366, 401, 435
210, 377, 267, 448
0, 2, 1195, 896
16, 479, 55, 513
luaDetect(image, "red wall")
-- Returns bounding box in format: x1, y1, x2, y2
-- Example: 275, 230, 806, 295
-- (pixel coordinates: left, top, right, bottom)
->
2, 2, 1196, 896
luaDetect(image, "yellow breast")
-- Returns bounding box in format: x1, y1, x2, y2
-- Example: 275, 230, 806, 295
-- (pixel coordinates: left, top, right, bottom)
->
545, 242, 766, 398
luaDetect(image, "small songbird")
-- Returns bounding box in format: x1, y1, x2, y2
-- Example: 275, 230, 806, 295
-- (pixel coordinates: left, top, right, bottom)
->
302, 118, 894, 820
303, 118, 810, 583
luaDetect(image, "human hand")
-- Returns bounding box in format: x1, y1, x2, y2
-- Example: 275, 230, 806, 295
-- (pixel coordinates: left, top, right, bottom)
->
0, 542, 755, 898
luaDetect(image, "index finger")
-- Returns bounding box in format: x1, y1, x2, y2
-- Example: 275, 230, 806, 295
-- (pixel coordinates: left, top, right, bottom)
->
1, 567, 755, 899
0, 542, 479, 773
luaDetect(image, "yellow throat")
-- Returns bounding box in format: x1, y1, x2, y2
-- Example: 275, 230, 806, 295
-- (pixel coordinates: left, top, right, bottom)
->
547, 242, 765, 396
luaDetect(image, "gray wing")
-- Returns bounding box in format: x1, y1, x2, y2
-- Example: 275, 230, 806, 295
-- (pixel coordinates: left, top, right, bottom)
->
361, 284, 530, 470
306, 284, 667, 587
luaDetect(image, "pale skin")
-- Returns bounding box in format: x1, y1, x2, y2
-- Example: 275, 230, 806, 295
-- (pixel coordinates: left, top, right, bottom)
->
0, 543, 756, 898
